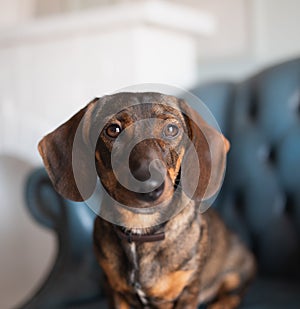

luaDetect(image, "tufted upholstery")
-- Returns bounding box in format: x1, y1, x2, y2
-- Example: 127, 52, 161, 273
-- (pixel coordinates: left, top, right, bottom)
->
193, 58, 300, 309
21, 58, 300, 308
194, 59, 300, 280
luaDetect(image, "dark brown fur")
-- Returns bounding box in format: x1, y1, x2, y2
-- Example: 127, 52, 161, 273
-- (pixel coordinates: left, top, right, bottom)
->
38, 92, 256, 309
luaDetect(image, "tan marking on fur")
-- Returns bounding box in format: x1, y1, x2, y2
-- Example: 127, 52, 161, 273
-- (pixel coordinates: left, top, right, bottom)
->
148, 270, 193, 301
117, 303, 130, 309
114, 294, 131, 309
208, 295, 241, 309
168, 149, 185, 183
221, 273, 241, 291
95, 150, 101, 162
223, 135, 230, 153
199, 272, 241, 305
119, 303, 130, 309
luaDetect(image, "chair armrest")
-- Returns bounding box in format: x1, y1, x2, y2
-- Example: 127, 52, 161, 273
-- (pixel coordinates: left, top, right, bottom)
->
20, 168, 104, 309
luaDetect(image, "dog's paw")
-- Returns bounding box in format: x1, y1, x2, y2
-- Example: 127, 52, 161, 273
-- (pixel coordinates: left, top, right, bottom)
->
207, 295, 240, 309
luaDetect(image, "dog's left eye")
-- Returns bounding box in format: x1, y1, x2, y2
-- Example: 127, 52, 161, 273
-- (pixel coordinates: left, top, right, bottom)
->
163, 124, 179, 138
106, 124, 122, 138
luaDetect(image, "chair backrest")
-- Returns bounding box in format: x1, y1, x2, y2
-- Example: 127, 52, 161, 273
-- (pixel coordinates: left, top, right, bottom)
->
193, 58, 300, 279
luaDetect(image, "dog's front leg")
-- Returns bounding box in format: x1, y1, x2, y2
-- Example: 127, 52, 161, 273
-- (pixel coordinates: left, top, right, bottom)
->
173, 279, 201, 309
104, 280, 130, 309
107, 291, 130, 309
207, 295, 241, 309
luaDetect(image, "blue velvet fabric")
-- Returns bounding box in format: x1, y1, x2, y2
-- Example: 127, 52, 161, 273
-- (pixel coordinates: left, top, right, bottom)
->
21, 58, 300, 308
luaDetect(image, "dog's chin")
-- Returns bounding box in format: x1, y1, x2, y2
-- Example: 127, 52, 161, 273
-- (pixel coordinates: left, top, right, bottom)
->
111, 186, 175, 209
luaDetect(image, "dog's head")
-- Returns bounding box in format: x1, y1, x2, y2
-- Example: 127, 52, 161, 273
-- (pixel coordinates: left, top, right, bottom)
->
39, 92, 229, 227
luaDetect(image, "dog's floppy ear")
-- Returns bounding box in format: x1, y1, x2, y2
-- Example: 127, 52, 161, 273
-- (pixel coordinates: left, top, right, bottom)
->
180, 100, 230, 202
38, 98, 99, 201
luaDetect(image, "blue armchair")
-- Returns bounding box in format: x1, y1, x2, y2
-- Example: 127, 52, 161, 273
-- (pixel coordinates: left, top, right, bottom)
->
21, 58, 300, 308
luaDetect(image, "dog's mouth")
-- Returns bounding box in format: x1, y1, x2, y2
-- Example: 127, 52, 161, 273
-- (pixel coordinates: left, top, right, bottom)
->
134, 168, 181, 203
137, 181, 165, 202
110, 169, 183, 242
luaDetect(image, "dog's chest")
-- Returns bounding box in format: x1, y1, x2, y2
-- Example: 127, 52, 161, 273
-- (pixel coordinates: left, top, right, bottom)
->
127, 242, 150, 306
125, 241, 168, 289
123, 239, 196, 307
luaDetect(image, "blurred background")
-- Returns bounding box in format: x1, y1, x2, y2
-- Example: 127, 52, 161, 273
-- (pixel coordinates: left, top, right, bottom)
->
0, 0, 300, 308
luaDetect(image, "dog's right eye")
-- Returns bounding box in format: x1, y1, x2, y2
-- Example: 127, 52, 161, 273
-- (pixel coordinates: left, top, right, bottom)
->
106, 124, 122, 138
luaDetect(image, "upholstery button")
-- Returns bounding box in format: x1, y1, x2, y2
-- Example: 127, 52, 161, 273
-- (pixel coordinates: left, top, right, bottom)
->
257, 144, 277, 164
288, 89, 300, 117
268, 146, 277, 164
249, 94, 259, 121
284, 193, 295, 216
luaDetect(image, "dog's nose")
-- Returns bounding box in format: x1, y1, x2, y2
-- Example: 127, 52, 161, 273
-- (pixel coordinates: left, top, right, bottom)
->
130, 159, 152, 182
130, 159, 166, 201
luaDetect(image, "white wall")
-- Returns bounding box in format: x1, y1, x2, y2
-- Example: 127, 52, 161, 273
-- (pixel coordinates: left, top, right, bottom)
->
196, 0, 300, 83
253, 0, 300, 62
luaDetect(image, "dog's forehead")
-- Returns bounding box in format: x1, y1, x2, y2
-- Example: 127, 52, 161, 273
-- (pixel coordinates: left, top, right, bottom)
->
115, 103, 183, 121
97, 92, 184, 122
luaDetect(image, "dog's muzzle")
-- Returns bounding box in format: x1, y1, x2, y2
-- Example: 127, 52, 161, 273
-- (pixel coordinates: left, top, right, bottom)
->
137, 180, 165, 201
130, 157, 166, 201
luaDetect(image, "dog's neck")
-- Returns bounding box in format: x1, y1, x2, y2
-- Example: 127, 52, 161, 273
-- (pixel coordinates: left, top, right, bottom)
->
112, 193, 197, 244
113, 225, 165, 244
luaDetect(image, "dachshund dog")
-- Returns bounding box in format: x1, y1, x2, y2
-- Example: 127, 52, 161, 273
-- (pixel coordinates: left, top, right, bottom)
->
38, 92, 255, 309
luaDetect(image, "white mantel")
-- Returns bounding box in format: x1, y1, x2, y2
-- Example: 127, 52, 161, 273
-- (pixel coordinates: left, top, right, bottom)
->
0, 0, 215, 164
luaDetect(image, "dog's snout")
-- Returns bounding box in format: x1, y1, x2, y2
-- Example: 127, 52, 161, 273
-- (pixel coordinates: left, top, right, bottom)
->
130, 160, 166, 201
130, 159, 152, 182
129, 141, 166, 201
139, 181, 165, 201
129, 141, 165, 180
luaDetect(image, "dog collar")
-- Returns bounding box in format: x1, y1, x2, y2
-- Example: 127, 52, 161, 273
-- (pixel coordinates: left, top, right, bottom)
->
114, 226, 165, 244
